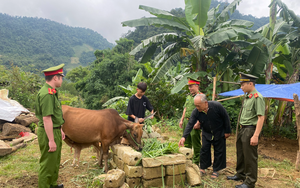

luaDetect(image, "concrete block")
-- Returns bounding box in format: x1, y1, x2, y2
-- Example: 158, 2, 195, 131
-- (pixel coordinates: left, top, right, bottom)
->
126, 177, 141, 188
113, 155, 124, 170
104, 169, 125, 188
109, 159, 117, 170
111, 144, 131, 157
142, 178, 163, 188
186, 166, 201, 186
120, 183, 130, 188
186, 159, 193, 167
165, 163, 186, 175
124, 164, 143, 178
121, 148, 142, 166
143, 166, 165, 180
165, 174, 186, 187
142, 154, 186, 167
179, 147, 193, 159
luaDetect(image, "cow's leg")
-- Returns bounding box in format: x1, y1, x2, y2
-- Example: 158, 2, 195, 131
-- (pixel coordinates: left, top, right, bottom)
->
72, 146, 81, 167
92, 142, 101, 165
99, 146, 104, 168
102, 145, 109, 173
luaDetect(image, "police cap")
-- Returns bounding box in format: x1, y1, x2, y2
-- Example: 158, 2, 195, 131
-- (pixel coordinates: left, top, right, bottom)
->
239, 72, 258, 83
187, 76, 200, 85
43, 64, 65, 77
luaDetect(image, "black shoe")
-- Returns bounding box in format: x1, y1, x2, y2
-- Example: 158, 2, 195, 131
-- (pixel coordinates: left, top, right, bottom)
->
235, 183, 249, 188
50, 184, 64, 188
227, 175, 242, 181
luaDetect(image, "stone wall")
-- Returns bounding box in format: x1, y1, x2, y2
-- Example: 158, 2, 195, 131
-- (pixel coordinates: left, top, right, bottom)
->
110, 144, 201, 188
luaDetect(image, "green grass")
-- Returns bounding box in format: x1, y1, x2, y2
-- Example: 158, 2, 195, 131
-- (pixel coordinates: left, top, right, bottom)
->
0, 141, 39, 177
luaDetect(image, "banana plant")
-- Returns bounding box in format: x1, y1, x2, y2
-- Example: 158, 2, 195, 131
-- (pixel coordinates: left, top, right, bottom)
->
252, 0, 300, 125
122, 0, 262, 93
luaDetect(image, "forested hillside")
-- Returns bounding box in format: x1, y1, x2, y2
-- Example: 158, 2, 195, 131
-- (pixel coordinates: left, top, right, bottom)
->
0, 13, 114, 72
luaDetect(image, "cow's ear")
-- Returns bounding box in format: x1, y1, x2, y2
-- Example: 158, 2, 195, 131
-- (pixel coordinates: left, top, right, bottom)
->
125, 122, 135, 129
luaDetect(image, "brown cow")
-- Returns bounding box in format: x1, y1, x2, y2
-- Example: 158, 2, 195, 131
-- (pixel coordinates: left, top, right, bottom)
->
62, 105, 143, 172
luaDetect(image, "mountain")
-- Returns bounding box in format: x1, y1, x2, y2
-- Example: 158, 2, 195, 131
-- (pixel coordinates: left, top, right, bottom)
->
0, 13, 114, 73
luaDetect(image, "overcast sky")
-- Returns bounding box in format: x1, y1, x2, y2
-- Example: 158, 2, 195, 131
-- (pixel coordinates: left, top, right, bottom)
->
0, 0, 299, 44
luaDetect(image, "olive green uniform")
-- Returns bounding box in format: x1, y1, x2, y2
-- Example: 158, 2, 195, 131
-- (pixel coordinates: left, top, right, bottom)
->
183, 93, 201, 164
35, 83, 64, 188
235, 89, 265, 188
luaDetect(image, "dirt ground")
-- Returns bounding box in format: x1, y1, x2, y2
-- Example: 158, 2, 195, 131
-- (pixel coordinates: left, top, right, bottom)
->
258, 137, 298, 163
0, 135, 299, 188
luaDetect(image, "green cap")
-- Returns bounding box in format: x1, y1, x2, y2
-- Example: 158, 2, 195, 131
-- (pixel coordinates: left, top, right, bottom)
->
187, 76, 200, 85
43, 64, 65, 77
239, 72, 258, 83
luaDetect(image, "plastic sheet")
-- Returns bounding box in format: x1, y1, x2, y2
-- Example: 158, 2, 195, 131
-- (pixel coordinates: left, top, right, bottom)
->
0, 89, 29, 122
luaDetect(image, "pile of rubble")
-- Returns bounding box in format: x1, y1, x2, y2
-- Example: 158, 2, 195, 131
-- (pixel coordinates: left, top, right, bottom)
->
0, 112, 38, 156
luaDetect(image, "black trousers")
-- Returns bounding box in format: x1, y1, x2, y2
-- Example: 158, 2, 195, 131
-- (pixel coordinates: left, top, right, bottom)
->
235, 127, 258, 188
200, 133, 226, 172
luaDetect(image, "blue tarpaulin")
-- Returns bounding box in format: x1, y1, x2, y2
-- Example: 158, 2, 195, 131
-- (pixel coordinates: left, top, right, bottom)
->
218, 83, 300, 102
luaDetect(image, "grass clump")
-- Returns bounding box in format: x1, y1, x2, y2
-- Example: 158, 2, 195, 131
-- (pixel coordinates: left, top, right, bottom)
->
141, 138, 179, 158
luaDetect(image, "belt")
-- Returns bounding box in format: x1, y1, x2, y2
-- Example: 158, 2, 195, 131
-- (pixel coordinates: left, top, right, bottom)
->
40, 126, 62, 129
240, 125, 256, 128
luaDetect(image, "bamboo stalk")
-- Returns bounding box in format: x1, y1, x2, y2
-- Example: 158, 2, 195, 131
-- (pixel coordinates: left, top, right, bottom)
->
212, 77, 216, 101
219, 81, 240, 85
217, 95, 243, 102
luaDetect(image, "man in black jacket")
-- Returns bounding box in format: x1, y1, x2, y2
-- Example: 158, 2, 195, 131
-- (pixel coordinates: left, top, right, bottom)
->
178, 94, 231, 179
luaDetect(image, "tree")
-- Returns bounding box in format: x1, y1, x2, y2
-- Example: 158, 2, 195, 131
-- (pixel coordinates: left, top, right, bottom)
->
122, 0, 261, 95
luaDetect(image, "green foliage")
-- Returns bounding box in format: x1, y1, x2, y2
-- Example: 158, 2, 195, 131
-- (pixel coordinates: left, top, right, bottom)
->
295, 179, 300, 188
105, 98, 128, 115
219, 98, 242, 130
59, 91, 86, 108
29, 123, 37, 133
155, 117, 182, 133
0, 65, 43, 110
145, 79, 186, 120
0, 13, 113, 71
73, 39, 145, 109
261, 123, 297, 140
140, 138, 179, 158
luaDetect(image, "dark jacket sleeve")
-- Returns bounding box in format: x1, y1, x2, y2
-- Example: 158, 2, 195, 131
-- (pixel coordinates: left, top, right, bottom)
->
126, 96, 133, 115
182, 108, 198, 138
218, 102, 231, 133
144, 96, 153, 112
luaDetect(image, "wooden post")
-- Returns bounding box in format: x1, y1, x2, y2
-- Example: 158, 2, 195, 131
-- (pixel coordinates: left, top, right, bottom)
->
294, 94, 300, 171
212, 77, 217, 101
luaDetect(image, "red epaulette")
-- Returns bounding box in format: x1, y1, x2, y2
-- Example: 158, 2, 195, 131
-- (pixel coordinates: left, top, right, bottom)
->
48, 88, 56, 95
254, 93, 258, 98
248, 94, 253, 99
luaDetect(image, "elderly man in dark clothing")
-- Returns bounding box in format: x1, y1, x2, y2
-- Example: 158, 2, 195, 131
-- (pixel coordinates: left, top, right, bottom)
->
178, 94, 231, 179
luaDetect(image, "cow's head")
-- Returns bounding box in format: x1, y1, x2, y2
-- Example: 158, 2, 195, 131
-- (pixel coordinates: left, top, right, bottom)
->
124, 122, 143, 151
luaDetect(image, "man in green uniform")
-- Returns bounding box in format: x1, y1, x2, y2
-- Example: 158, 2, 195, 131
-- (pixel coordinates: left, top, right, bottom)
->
227, 73, 265, 188
35, 64, 65, 188
179, 77, 202, 165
